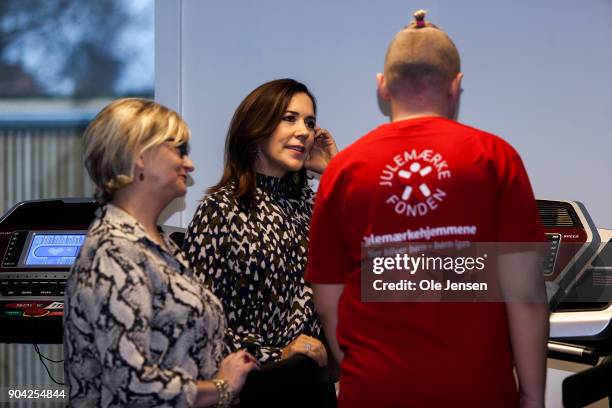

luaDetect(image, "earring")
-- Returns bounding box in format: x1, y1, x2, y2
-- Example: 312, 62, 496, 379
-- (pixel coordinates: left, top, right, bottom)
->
139, 173, 145, 181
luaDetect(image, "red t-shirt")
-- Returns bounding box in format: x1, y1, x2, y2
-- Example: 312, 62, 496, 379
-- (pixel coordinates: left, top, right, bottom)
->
306, 117, 544, 408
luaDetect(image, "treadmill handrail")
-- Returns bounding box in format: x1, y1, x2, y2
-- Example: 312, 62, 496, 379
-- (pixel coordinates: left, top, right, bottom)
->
563, 354, 612, 408
547, 341, 599, 366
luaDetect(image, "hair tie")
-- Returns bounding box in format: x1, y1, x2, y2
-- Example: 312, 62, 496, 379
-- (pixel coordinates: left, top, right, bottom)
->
414, 9, 427, 28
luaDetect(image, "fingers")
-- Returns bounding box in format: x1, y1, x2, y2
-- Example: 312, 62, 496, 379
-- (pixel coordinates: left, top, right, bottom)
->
242, 358, 259, 373
216, 350, 260, 394
284, 335, 328, 367
295, 334, 312, 342
306, 338, 328, 367
220, 350, 260, 372
305, 126, 337, 176
232, 350, 260, 369
241, 350, 260, 368
314, 128, 332, 143
313, 128, 338, 157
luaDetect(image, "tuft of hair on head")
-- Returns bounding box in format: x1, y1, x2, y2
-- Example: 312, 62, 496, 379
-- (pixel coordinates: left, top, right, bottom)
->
404, 9, 437, 30
413, 9, 427, 28
384, 10, 460, 97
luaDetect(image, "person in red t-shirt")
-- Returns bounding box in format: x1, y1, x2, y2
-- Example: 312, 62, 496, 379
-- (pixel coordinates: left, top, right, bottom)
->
306, 10, 549, 408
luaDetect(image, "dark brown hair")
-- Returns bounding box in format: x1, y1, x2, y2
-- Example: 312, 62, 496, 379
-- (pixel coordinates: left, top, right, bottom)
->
208, 78, 317, 204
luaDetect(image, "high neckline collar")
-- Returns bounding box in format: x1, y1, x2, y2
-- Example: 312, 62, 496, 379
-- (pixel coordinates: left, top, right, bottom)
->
256, 173, 292, 198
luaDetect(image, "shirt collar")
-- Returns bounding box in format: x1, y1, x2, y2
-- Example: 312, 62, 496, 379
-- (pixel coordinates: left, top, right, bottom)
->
98, 203, 189, 268
256, 173, 292, 198
98, 203, 150, 242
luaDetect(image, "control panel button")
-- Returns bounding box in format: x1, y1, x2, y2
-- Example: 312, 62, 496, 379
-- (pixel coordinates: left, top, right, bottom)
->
0, 279, 65, 297
0, 281, 18, 296
3, 310, 22, 317
2, 231, 28, 267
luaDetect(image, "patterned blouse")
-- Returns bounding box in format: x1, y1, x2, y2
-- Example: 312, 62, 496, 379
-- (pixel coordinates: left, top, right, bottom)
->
64, 204, 226, 408
184, 174, 322, 363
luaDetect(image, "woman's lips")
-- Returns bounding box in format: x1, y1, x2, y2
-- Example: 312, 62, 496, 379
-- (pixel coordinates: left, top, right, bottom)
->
286, 145, 305, 153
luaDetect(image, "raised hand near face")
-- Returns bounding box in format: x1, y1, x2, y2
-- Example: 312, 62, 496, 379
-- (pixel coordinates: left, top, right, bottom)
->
304, 127, 338, 174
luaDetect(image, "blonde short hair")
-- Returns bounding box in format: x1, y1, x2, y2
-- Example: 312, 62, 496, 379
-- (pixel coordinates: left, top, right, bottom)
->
384, 10, 460, 96
83, 98, 190, 203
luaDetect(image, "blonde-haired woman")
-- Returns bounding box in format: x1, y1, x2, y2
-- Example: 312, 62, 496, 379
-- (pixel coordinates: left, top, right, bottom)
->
64, 98, 257, 408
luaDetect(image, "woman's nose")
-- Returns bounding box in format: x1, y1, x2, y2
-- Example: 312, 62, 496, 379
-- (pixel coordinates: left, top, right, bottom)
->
295, 121, 312, 138
184, 156, 195, 172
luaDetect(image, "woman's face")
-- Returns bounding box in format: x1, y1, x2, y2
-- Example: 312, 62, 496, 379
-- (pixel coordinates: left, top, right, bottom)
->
142, 140, 194, 201
255, 92, 316, 177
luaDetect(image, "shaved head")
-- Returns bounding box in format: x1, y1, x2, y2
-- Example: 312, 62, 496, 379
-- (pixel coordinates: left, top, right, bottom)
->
384, 18, 461, 96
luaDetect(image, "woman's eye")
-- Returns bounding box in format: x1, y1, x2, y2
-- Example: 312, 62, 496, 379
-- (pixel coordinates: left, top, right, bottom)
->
174, 142, 190, 157
306, 119, 316, 129
282, 115, 296, 122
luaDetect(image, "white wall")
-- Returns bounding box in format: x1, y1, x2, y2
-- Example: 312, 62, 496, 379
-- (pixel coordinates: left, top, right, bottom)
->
156, 0, 612, 229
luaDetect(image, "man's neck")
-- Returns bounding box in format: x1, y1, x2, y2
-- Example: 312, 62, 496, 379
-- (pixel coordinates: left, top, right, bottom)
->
389, 94, 455, 123
390, 104, 452, 123
391, 111, 444, 122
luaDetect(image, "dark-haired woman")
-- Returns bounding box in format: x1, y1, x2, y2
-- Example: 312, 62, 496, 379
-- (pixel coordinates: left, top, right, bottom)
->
184, 79, 338, 406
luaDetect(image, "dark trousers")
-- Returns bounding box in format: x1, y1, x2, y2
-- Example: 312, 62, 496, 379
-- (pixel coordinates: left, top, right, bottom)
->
238, 355, 337, 407
238, 381, 336, 408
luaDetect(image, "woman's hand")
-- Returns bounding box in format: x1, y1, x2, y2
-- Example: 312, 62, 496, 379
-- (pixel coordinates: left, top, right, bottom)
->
304, 127, 338, 174
281, 334, 328, 367
215, 350, 259, 396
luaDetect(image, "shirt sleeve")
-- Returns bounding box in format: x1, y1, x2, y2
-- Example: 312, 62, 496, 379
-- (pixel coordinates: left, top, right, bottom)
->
184, 197, 284, 363
306, 161, 352, 284
497, 152, 545, 243
80, 243, 198, 407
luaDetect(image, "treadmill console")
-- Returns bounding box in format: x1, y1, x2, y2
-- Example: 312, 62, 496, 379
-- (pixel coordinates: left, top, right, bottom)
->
0, 199, 97, 343
0, 199, 186, 344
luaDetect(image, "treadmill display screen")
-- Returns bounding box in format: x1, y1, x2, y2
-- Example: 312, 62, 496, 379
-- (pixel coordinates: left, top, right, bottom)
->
24, 233, 86, 266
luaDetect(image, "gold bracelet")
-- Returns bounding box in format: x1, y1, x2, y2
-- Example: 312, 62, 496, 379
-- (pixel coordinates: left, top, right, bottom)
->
211, 378, 233, 408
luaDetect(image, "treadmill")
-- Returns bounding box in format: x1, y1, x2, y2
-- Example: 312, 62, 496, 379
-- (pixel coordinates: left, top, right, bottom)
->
0, 198, 186, 343
539, 199, 612, 407
0, 198, 97, 343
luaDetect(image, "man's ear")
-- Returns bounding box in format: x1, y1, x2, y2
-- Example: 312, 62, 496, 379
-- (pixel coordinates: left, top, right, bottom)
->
376, 72, 391, 102
448, 72, 464, 121
449, 72, 463, 101
376, 72, 392, 117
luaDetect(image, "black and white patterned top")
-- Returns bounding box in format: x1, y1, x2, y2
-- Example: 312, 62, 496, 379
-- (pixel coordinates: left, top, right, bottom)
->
64, 204, 226, 408
184, 174, 322, 363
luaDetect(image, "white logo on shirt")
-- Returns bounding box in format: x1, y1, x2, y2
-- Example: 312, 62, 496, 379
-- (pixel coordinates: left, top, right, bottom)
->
379, 149, 452, 217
